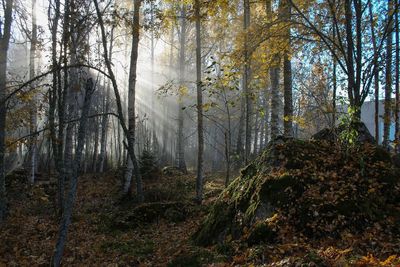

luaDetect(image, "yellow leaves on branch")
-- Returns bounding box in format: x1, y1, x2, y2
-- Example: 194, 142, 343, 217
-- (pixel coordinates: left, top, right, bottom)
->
178, 85, 189, 101
357, 254, 400, 266
17, 89, 39, 102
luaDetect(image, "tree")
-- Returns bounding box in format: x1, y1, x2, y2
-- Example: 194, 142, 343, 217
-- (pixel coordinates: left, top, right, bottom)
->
243, 0, 252, 163
53, 78, 94, 267
395, 4, 399, 152
126, 0, 144, 200
98, 27, 115, 173
268, 0, 281, 139
383, 0, 394, 148
289, 0, 395, 120
177, 2, 188, 173
28, 0, 38, 184
0, 0, 14, 223
368, 0, 381, 145
282, 0, 293, 137
195, 0, 204, 203
48, 0, 63, 214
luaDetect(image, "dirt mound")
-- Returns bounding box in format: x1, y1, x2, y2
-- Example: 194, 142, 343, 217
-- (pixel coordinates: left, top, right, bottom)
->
193, 138, 400, 246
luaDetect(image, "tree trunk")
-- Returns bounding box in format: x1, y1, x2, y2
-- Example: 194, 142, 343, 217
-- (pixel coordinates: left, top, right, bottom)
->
93, 0, 143, 201
270, 62, 281, 139
127, 0, 144, 201
195, 0, 204, 203
368, 1, 380, 144
262, 90, 270, 148
99, 81, 112, 172
267, 0, 281, 139
244, 0, 252, 164
253, 107, 259, 155
259, 97, 266, 150
52, 78, 94, 267
48, 0, 64, 215
235, 95, 245, 167
177, 4, 187, 173
282, 0, 293, 137
395, 5, 399, 152
0, 0, 13, 223
28, 0, 38, 184
383, 0, 394, 149
91, 117, 99, 171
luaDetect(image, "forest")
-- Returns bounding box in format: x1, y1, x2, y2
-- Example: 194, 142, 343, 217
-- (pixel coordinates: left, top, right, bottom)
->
0, 0, 400, 266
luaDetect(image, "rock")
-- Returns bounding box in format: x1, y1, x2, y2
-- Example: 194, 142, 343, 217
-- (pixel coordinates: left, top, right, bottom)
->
162, 166, 186, 176
112, 202, 193, 230
193, 138, 400, 246
312, 122, 375, 144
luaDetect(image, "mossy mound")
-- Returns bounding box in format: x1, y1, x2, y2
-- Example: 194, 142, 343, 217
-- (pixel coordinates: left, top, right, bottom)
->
112, 202, 194, 230
193, 138, 400, 246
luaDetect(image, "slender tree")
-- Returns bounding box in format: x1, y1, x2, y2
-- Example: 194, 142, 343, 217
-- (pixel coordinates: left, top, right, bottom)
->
282, 0, 293, 137
268, 0, 281, 139
384, 0, 394, 149
127, 0, 144, 200
243, 0, 252, 163
53, 78, 94, 267
99, 27, 114, 173
0, 0, 14, 223
28, 0, 38, 184
177, 3, 188, 173
48, 0, 63, 214
368, 0, 380, 144
395, 4, 399, 152
195, 0, 204, 203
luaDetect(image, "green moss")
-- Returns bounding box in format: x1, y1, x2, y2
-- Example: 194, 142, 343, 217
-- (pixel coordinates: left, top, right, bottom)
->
192, 201, 235, 246
194, 137, 400, 246
215, 243, 234, 257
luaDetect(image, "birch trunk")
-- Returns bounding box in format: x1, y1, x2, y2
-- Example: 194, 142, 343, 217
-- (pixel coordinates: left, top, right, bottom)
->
383, 0, 393, 148
52, 78, 94, 267
126, 0, 144, 201
94, 0, 143, 201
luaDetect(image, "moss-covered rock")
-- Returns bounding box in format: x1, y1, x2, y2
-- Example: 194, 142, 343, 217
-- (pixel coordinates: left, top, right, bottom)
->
193, 138, 400, 246
112, 202, 194, 230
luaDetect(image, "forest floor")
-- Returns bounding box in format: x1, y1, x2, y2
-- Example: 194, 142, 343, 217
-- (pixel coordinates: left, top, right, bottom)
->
0, 167, 399, 266
0, 170, 226, 266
